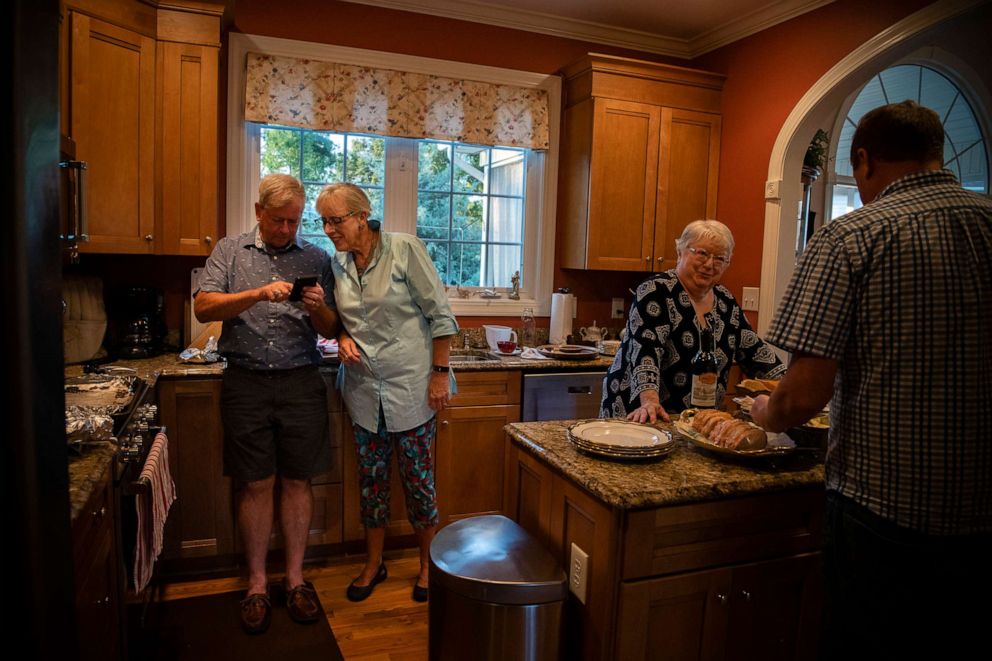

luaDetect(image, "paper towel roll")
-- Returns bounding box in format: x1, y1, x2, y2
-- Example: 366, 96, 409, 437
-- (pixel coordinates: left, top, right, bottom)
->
549, 292, 574, 344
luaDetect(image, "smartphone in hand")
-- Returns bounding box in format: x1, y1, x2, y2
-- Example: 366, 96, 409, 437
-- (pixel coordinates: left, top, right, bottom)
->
288, 275, 318, 302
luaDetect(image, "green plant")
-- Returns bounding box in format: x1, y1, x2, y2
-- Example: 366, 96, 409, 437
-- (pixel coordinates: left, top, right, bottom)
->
804, 129, 830, 170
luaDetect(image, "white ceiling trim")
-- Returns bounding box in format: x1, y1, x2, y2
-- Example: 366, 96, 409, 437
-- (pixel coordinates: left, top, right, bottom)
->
342, 0, 836, 59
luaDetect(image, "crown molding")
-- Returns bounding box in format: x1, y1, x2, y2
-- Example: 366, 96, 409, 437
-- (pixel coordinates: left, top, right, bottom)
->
341, 0, 837, 59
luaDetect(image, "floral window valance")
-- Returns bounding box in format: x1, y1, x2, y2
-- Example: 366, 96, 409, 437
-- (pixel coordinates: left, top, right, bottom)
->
244, 52, 550, 150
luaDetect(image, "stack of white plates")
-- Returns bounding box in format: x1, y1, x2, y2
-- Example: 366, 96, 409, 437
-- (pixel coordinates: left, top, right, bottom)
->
566, 420, 675, 460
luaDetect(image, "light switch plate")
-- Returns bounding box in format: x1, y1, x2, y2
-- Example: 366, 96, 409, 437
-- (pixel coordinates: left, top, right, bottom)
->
569, 542, 589, 604
611, 297, 625, 319
742, 287, 760, 311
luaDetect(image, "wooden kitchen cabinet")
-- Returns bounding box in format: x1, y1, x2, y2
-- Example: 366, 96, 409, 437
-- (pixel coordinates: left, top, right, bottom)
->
158, 378, 235, 561
60, 0, 222, 256
559, 54, 723, 271
73, 464, 122, 661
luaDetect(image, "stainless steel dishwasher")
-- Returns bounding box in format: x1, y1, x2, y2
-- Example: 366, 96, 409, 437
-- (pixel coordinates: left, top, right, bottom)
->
521, 370, 606, 421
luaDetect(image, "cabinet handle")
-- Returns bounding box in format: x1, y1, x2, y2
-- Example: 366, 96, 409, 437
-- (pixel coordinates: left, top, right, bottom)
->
145, 234, 154, 241
204, 236, 213, 244
656, 256, 664, 262
740, 589, 752, 602
716, 592, 728, 605
644, 256, 651, 262
441, 420, 449, 427
92, 506, 106, 519
94, 595, 110, 606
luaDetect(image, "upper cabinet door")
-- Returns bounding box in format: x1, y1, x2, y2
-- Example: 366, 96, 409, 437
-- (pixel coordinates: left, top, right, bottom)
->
157, 41, 219, 256
69, 12, 156, 254
654, 109, 722, 269
587, 99, 661, 271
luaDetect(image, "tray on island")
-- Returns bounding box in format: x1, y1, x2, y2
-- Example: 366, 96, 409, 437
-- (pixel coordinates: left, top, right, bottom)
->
537, 344, 600, 361
674, 409, 795, 459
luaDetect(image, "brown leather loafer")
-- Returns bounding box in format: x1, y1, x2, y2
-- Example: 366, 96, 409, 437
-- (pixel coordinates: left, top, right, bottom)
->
240, 593, 271, 634
286, 581, 321, 624
346, 563, 387, 602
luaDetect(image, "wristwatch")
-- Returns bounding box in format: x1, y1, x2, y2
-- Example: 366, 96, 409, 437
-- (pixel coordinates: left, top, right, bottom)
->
432, 364, 450, 373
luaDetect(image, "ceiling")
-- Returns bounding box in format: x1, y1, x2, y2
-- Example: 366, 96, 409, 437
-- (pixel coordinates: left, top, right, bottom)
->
342, 0, 836, 58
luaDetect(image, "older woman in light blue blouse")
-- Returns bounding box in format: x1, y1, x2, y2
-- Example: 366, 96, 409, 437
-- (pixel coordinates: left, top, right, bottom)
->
317, 183, 457, 604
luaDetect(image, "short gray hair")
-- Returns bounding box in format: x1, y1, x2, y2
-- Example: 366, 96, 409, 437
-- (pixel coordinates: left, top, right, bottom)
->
675, 220, 735, 258
258, 173, 304, 209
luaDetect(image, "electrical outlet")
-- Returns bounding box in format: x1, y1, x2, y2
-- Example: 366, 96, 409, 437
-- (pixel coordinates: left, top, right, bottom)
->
611, 297, 625, 319
742, 287, 760, 311
569, 542, 589, 604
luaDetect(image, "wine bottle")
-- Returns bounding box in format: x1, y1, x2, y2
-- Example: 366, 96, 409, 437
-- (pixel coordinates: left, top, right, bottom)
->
690, 327, 718, 408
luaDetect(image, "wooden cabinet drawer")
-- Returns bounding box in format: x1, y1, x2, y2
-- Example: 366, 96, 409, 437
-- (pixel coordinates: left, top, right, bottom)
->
72, 465, 113, 573
450, 370, 521, 407
622, 489, 823, 579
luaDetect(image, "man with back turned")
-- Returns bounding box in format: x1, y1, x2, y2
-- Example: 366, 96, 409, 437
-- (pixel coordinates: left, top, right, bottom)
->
751, 101, 991, 657
194, 173, 339, 634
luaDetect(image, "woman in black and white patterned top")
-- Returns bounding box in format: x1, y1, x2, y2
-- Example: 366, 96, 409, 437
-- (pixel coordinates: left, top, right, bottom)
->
600, 220, 785, 423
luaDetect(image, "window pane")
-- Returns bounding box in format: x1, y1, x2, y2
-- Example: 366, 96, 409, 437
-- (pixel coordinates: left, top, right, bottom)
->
302, 183, 324, 233
424, 240, 449, 285
453, 194, 486, 241
484, 244, 523, 289
490, 149, 525, 196
920, 67, 958, 122
878, 65, 919, 105
303, 132, 343, 182
830, 183, 862, 221
944, 97, 982, 158
489, 196, 524, 243
301, 232, 335, 256
450, 242, 482, 286
260, 127, 300, 178
419, 142, 452, 191
454, 144, 486, 193
364, 187, 385, 222
956, 142, 989, 193
848, 77, 886, 124
835, 120, 857, 177
346, 136, 385, 185
417, 192, 450, 240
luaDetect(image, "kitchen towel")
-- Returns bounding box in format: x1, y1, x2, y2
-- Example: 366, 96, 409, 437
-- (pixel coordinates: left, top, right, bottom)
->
549, 292, 574, 345
519, 348, 551, 360
134, 431, 177, 593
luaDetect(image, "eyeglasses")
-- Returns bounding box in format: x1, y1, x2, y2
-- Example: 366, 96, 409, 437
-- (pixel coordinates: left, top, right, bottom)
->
687, 246, 730, 267
321, 210, 361, 227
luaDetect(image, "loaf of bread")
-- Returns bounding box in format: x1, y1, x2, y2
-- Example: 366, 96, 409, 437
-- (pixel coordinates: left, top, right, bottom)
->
739, 378, 779, 393
691, 409, 768, 450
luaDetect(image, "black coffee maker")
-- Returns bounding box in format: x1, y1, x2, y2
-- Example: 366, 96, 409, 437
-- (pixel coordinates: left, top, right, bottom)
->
106, 286, 168, 358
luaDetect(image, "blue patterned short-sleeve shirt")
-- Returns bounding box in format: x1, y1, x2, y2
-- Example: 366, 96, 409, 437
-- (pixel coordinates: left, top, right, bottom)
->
196, 227, 335, 370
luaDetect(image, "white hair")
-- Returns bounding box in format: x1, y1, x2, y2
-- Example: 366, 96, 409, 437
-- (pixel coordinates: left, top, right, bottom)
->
675, 220, 735, 257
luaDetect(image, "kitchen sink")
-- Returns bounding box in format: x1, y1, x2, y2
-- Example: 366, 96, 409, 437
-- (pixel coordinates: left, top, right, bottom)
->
449, 354, 499, 363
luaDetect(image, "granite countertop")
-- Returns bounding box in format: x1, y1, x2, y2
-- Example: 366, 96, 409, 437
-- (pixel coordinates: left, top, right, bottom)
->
506, 420, 824, 510
67, 443, 116, 523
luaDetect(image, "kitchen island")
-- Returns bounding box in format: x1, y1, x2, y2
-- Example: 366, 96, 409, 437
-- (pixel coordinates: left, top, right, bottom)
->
504, 420, 825, 661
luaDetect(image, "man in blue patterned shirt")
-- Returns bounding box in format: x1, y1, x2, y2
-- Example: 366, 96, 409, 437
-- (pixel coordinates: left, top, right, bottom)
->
195, 174, 339, 634
751, 101, 991, 657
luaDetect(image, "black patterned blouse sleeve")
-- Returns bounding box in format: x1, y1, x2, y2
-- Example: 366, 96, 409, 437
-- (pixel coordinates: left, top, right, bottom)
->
627, 276, 672, 402
732, 300, 786, 380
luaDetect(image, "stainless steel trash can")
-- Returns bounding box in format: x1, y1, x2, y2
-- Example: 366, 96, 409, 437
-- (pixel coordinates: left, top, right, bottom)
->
429, 514, 567, 661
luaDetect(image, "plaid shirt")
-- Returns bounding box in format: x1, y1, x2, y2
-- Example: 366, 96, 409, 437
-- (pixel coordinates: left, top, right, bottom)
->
768, 169, 992, 535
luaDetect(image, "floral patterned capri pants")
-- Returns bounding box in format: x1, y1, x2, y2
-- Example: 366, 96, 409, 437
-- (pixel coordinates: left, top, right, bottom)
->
352, 408, 439, 530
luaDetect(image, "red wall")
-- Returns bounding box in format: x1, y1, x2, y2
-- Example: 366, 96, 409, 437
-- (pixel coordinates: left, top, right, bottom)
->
230, 0, 951, 330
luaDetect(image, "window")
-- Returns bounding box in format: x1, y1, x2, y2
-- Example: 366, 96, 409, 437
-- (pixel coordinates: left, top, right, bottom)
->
828, 64, 989, 220
228, 34, 561, 316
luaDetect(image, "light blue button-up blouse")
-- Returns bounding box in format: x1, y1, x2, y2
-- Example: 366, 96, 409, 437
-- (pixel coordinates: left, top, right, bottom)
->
333, 232, 459, 433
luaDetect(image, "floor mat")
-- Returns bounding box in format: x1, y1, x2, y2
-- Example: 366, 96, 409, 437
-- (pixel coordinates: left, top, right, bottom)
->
129, 583, 343, 660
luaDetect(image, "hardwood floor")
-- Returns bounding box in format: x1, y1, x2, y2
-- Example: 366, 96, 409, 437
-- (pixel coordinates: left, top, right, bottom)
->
157, 549, 429, 661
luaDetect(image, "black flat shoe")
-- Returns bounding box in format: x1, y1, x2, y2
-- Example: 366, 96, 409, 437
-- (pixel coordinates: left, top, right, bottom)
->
346, 563, 387, 602
412, 583, 428, 602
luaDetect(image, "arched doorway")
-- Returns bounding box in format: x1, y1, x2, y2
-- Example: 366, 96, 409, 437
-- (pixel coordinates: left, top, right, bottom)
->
756, 0, 990, 334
